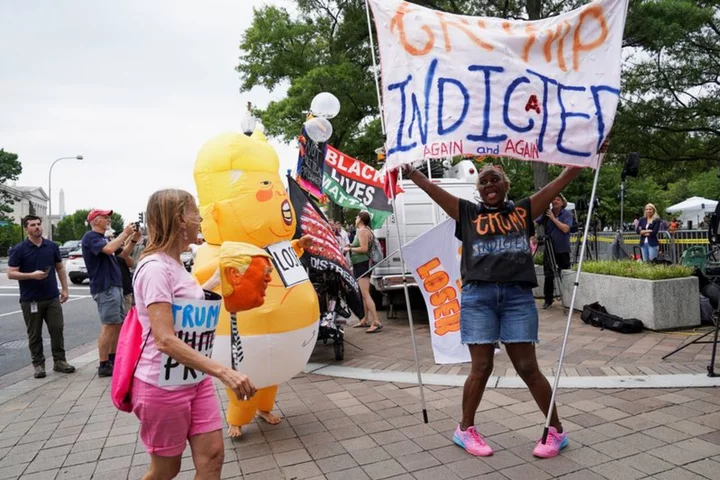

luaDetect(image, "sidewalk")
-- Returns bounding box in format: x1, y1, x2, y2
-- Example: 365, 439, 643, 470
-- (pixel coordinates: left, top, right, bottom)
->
310, 306, 719, 380
2, 305, 720, 479
2, 360, 720, 479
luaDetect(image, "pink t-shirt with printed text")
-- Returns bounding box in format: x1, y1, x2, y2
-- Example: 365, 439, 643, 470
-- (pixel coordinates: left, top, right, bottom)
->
133, 252, 205, 388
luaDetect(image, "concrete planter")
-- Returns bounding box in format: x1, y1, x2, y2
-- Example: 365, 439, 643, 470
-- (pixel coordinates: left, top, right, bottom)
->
533, 265, 544, 298
560, 270, 700, 331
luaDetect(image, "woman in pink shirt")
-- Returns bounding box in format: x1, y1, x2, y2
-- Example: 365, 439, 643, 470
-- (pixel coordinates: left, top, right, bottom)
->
133, 189, 255, 479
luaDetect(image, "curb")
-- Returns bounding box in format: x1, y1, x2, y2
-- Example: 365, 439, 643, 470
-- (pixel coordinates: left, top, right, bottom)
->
304, 363, 720, 389
3, 345, 719, 408
0, 349, 101, 405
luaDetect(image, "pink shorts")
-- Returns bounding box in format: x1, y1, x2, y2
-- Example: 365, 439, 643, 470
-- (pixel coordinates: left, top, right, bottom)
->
131, 377, 223, 457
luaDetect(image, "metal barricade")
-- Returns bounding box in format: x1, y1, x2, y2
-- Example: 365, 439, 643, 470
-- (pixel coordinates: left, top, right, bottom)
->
568, 229, 709, 264
656, 231, 675, 263
568, 231, 685, 263
569, 231, 636, 263
671, 230, 709, 263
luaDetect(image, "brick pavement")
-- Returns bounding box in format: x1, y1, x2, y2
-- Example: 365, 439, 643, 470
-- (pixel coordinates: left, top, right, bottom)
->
2, 362, 720, 479
309, 306, 719, 378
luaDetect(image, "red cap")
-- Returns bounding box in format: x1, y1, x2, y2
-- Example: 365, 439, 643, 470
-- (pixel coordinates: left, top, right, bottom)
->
87, 209, 113, 223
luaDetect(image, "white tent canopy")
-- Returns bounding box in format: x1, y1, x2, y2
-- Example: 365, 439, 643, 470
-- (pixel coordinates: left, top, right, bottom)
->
666, 196, 718, 227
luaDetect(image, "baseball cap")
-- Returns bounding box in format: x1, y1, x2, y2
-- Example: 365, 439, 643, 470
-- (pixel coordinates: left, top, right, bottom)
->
87, 209, 113, 223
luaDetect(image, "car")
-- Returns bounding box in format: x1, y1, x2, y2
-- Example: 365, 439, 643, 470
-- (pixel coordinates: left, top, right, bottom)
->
65, 247, 88, 284
59, 240, 81, 258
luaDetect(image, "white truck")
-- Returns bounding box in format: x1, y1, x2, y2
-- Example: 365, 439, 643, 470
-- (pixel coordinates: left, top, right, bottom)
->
370, 160, 479, 316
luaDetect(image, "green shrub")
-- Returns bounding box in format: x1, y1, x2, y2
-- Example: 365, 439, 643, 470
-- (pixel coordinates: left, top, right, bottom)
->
575, 261, 693, 280
0, 223, 22, 256
534, 252, 544, 265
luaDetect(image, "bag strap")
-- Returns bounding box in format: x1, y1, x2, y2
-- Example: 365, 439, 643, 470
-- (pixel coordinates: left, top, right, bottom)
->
130, 259, 158, 378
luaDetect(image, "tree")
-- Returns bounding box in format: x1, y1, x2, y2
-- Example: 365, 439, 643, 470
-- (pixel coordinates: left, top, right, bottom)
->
55, 210, 90, 244
237, 0, 579, 167
55, 210, 126, 244
615, 0, 719, 168
0, 149, 23, 219
110, 213, 125, 235
0, 224, 23, 255
238, 0, 720, 228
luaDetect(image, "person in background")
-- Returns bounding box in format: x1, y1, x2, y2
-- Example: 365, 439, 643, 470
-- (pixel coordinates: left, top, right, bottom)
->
81, 209, 138, 377
669, 217, 680, 234
334, 221, 351, 267
535, 194, 573, 310
8, 215, 76, 378
132, 189, 255, 479
344, 212, 382, 333
637, 203, 661, 262
116, 229, 142, 314
189, 233, 204, 258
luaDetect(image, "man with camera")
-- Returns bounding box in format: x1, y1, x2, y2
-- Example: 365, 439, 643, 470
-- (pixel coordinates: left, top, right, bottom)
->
536, 195, 573, 309
8, 215, 76, 379
81, 209, 138, 377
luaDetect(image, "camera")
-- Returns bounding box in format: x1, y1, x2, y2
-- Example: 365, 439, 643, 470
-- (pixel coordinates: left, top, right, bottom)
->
575, 197, 601, 212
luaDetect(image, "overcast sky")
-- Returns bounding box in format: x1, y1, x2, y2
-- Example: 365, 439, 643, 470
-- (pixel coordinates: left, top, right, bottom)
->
1, 0, 296, 224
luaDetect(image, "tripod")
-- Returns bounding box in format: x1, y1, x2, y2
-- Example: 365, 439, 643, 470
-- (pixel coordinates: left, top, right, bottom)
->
611, 231, 633, 261
661, 281, 720, 377
573, 226, 595, 264
662, 241, 720, 376
534, 235, 567, 308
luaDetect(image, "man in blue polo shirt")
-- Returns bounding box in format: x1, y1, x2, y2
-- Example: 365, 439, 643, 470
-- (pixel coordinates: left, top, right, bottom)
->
81, 209, 137, 377
8, 215, 75, 379
536, 194, 574, 309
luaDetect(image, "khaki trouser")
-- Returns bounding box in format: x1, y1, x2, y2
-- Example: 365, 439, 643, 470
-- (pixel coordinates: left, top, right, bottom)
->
20, 298, 66, 367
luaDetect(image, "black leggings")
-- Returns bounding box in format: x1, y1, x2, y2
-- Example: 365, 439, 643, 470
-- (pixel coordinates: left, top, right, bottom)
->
544, 251, 570, 303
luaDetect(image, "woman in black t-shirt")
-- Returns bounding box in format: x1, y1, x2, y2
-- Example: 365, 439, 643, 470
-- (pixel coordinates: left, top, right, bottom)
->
403, 156, 591, 459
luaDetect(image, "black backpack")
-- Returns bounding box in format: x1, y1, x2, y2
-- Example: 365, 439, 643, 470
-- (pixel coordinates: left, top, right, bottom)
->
581, 302, 644, 334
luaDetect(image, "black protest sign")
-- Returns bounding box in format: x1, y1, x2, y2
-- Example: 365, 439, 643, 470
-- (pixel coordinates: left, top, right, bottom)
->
287, 176, 365, 320
296, 128, 325, 198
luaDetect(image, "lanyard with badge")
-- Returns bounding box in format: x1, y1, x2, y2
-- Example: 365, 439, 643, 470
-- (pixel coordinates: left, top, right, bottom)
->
30, 267, 52, 313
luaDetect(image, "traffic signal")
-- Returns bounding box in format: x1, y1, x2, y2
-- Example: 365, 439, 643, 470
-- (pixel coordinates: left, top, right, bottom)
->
138, 212, 144, 224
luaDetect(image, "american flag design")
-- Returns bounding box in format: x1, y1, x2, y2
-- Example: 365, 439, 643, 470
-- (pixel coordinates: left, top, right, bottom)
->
299, 204, 349, 269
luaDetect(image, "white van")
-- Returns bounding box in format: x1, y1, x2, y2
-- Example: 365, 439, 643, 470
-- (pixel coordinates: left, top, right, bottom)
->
370, 160, 479, 312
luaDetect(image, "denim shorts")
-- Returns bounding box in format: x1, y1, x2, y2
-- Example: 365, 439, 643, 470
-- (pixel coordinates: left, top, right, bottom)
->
92, 286, 124, 325
460, 282, 539, 345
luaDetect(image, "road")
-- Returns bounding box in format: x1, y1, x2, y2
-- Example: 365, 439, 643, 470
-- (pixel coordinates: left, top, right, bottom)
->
0, 275, 99, 377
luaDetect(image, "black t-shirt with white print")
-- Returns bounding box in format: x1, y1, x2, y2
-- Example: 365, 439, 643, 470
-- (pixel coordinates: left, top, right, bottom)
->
454, 197, 537, 287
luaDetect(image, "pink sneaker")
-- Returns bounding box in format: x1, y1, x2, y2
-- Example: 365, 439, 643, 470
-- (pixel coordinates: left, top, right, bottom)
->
452, 425, 493, 456
533, 427, 568, 458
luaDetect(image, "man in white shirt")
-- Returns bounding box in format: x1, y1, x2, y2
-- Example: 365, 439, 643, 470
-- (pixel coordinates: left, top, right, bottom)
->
189, 233, 204, 258
334, 221, 351, 267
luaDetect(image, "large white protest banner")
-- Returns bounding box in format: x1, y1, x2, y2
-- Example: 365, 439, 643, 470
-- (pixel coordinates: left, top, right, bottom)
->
368, 0, 627, 170
403, 219, 469, 364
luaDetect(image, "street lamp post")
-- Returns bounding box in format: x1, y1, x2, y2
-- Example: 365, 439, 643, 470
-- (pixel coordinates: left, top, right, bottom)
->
240, 102, 257, 136
48, 155, 83, 241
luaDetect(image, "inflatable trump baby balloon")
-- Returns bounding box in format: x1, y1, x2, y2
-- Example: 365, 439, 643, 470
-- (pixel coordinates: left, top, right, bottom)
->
193, 130, 319, 437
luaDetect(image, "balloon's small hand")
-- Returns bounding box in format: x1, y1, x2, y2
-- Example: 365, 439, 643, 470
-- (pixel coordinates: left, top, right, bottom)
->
297, 235, 313, 250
